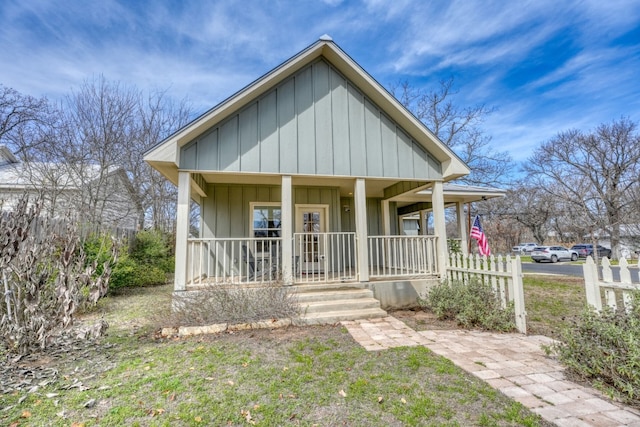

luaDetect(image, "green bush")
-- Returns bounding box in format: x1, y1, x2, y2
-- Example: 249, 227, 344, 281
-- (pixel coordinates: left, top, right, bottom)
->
419, 278, 516, 332
550, 292, 640, 403
130, 229, 175, 273
84, 230, 172, 292
110, 256, 167, 290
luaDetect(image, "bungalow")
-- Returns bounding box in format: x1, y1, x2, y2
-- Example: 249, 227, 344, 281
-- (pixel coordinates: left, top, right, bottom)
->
144, 36, 500, 315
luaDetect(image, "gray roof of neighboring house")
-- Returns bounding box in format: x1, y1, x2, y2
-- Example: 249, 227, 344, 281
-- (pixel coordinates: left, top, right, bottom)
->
0, 145, 126, 191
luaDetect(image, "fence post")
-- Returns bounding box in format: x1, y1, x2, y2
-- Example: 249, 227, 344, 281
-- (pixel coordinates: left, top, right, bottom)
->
601, 257, 617, 310
583, 256, 602, 311
510, 256, 526, 334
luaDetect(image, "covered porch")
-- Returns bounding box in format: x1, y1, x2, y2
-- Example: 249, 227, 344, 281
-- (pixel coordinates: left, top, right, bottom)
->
174, 172, 486, 290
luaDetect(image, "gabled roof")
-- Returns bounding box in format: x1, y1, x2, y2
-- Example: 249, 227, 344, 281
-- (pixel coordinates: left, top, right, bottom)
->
0, 145, 18, 166
145, 36, 470, 184
0, 154, 129, 192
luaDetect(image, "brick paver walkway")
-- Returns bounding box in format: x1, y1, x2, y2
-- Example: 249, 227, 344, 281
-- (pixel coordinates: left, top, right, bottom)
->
341, 316, 640, 427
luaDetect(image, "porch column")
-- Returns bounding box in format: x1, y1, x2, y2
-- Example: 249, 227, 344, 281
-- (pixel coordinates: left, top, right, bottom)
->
355, 178, 369, 282
174, 171, 191, 292
456, 202, 469, 255
281, 175, 293, 285
431, 181, 448, 276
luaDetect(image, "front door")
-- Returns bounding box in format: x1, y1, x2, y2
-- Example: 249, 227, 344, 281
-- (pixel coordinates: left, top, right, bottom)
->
296, 205, 328, 273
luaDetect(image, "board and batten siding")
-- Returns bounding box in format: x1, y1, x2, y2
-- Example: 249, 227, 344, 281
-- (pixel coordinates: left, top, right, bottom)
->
180, 59, 442, 180
201, 184, 341, 238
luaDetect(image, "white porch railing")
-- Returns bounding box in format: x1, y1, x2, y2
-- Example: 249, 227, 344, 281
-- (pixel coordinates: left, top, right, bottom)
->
583, 256, 640, 312
186, 233, 441, 286
293, 232, 357, 283
187, 237, 282, 285
367, 235, 439, 278
447, 253, 526, 334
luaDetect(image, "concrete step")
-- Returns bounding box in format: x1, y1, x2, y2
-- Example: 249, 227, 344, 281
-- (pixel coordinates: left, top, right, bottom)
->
289, 284, 387, 325
295, 288, 374, 303
300, 297, 382, 313
291, 283, 363, 293
295, 307, 388, 326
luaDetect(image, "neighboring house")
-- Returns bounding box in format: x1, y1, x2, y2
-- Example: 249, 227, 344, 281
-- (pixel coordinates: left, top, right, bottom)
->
144, 36, 501, 309
590, 225, 640, 259
0, 145, 141, 231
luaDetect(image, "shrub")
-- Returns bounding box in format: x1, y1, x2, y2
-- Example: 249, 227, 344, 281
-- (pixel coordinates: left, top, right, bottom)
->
549, 293, 640, 404
419, 278, 516, 332
0, 198, 113, 355
165, 281, 300, 327
130, 229, 174, 273
84, 230, 171, 292
110, 257, 167, 290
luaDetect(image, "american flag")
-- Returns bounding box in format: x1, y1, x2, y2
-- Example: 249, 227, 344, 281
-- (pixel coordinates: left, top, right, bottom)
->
470, 215, 491, 256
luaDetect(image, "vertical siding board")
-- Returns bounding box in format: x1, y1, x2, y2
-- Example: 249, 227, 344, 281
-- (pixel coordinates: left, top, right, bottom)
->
428, 154, 442, 177
307, 187, 321, 204
295, 187, 308, 205
340, 197, 355, 232
180, 141, 198, 169
278, 78, 298, 173
348, 85, 366, 176
256, 186, 271, 202
197, 130, 218, 170
219, 116, 239, 171
202, 184, 216, 238
412, 142, 429, 179
229, 186, 244, 236
397, 129, 414, 178
295, 66, 316, 174
381, 114, 399, 177
331, 69, 350, 175
270, 186, 281, 202
243, 186, 257, 236
214, 185, 231, 238
239, 104, 259, 172
364, 100, 383, 177
366, 198, 382, 235
314, 61, 333, 175
259, 91, 279, 172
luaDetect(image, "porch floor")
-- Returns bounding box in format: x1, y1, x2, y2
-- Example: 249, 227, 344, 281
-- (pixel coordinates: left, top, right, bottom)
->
187, 268, 439, 289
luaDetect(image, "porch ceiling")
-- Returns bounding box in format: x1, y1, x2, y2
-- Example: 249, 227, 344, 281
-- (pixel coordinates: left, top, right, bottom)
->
195, 172, 503, 207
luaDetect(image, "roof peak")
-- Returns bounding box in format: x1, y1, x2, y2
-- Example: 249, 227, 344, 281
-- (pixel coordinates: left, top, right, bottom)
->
319, 34, 333, 42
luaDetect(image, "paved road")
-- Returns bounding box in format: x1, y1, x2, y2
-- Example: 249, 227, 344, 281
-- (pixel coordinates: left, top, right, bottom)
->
522, 261, 640, 281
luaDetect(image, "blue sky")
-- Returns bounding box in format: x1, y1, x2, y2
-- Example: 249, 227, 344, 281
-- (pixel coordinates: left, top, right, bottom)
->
1, 0, 639, 163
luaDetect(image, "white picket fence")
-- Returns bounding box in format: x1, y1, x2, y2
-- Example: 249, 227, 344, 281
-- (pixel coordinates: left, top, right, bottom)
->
447, 254, 526, 334
583, 256, 640, 312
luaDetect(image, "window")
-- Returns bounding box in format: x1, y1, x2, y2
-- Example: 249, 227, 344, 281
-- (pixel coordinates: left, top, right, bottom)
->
251, 204, 281, 238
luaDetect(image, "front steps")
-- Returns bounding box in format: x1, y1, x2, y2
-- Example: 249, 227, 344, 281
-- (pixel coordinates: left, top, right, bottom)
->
291, 284, 387, 325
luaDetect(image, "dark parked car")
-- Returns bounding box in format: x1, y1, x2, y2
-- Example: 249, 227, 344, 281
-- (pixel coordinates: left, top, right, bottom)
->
570, 244, 612, 258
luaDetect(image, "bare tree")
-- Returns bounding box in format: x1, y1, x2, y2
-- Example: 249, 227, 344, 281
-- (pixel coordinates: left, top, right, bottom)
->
525, 118, 640, 258
499, 186, 557, 244
55, 76, 142, 228
129, 89, 192, 230
391, 78, 512, 186
24, 76, 192, 231
0, 85, 58, 157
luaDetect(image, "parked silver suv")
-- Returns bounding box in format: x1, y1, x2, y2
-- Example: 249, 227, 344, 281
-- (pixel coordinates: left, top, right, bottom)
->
531, 246, 579, 263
